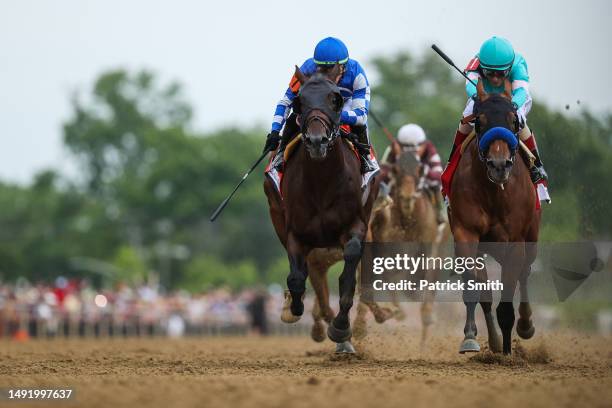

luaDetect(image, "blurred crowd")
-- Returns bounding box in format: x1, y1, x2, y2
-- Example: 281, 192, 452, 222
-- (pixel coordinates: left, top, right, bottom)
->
0, 277, 302, 340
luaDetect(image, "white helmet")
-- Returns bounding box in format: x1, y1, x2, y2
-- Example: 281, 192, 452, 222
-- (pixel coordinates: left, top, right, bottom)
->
397, 124, 426, 146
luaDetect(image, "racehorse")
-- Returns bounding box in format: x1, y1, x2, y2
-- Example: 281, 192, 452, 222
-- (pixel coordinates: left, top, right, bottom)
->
354, 149, 449, 347
263, 65, 380, 352
449, 79, 540, 355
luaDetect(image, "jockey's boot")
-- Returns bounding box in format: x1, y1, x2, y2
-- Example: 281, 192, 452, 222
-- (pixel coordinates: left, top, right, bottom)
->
353, 125, 378, 174
522, 132, 548, 184
272, 113, 301, 172
433, 187, 447, 225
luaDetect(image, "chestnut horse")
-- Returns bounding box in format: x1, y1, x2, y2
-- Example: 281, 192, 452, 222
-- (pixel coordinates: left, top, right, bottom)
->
263, 66, 380, 351
450, 79, 540, 355
354, 150, 449, 347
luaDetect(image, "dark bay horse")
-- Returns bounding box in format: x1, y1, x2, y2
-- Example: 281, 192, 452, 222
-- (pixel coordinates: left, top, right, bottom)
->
263, 65, 380, 351
450, 79, 540, 355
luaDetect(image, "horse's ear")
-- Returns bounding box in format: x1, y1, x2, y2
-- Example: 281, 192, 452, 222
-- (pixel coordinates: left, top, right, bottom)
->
503, 78, 512, 100
476, 78, 489, 102
476, 78, 488, 102
294, 65, 307, 85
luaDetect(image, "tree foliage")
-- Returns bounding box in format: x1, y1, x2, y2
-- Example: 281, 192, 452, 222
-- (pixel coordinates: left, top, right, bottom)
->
1, 49, 610, 288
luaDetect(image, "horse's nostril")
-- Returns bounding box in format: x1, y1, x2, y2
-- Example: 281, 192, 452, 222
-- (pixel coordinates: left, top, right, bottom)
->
505, 159, 514, 168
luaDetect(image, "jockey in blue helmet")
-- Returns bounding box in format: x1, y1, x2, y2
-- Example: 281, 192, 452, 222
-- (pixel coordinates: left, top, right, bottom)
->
264, 37, 378, 176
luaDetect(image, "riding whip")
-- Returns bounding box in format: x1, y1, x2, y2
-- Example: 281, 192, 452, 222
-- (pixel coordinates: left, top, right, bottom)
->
209, 148, 271, 222
431, 44, 478, 87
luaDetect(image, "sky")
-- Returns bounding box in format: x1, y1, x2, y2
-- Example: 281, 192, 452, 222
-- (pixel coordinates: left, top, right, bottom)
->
1, 0, 611, 184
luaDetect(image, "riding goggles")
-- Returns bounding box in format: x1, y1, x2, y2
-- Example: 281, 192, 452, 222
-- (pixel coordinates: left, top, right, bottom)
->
481, 67, 511, 78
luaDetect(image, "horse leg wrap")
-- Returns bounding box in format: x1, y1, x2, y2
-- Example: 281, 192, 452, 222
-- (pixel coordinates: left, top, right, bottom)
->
287, 257, 307, 317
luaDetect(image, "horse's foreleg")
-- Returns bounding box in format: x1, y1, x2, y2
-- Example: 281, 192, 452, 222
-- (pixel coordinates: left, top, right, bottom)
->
285, 233, 308, 320
264, 179, 287, 248
477, 261, 502, 353
497, 243, 523, 354
516, 265, 535, 340
517, 227, 538, 340
308, 257, 333, 342
310, 295, 326, 342
327, 228, 365, 344
454, 228, 481, 354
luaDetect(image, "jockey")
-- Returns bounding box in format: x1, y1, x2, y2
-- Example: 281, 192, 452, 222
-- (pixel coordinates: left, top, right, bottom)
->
443, 36, 550, 201
381, 124, 446, 224
264, 37, 379, 176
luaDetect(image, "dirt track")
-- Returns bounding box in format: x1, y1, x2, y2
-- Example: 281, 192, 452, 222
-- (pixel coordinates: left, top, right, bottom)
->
1, 327, 611, 408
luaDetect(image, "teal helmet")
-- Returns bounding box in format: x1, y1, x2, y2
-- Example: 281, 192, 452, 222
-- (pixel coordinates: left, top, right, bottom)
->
479, 36, 515, 71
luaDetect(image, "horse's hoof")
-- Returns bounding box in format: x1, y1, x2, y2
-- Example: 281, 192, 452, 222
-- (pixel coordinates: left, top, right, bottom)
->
393, 308, 407, 321
327, 323, 352, 343
281, 309, 301, 323
281, 290, 302, 323
516, 319, 535, 339
310, 323, 326, 343
459, 338, 481, 354
335, 341, 356, 354
488, 335, 503, 353
373, 307, 394, 323
352, 318, 367, 340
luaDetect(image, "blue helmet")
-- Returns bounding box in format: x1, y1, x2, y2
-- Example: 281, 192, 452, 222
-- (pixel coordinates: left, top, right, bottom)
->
313, 37, 349, 65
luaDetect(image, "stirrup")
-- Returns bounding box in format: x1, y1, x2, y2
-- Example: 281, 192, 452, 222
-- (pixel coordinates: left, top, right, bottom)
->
360, 156, 378, 174
271, 149, 285, 172
529, 166, 548, 184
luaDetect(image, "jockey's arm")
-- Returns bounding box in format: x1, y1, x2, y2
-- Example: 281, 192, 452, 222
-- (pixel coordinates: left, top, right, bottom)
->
340, 65, 370, 127
271, 88, 297, 133
423, 141, 443, 183
509, 57, 531, 110
465, 70, 480, 101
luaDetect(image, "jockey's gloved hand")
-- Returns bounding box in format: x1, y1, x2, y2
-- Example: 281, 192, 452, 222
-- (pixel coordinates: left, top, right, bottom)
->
263, 131, 281, 153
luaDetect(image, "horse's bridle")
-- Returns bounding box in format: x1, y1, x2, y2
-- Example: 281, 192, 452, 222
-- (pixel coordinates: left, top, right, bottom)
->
300, 111, 340, 146
473, 106, 520, 165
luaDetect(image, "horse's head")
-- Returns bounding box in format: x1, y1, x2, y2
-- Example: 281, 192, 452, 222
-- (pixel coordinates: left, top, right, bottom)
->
473, 79, 520, 186
292, 65, 344, 160
393, 150, 423, 221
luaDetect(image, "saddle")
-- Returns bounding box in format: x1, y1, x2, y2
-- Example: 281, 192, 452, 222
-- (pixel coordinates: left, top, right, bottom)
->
265, 133, 365, 200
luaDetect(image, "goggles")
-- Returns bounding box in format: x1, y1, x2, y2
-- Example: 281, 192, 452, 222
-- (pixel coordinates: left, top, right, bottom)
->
481, 67, 510, 78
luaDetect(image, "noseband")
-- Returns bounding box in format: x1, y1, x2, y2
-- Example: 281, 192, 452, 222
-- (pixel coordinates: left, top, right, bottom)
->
301, 111, 340, 146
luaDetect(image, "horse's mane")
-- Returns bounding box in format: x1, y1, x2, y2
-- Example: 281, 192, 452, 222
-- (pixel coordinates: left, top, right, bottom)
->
475, 94, 516, 113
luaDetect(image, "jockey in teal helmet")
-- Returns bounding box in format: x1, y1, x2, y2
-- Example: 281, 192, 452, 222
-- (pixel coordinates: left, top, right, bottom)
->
264, 37, 378, 186
442, 36, 550, 203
